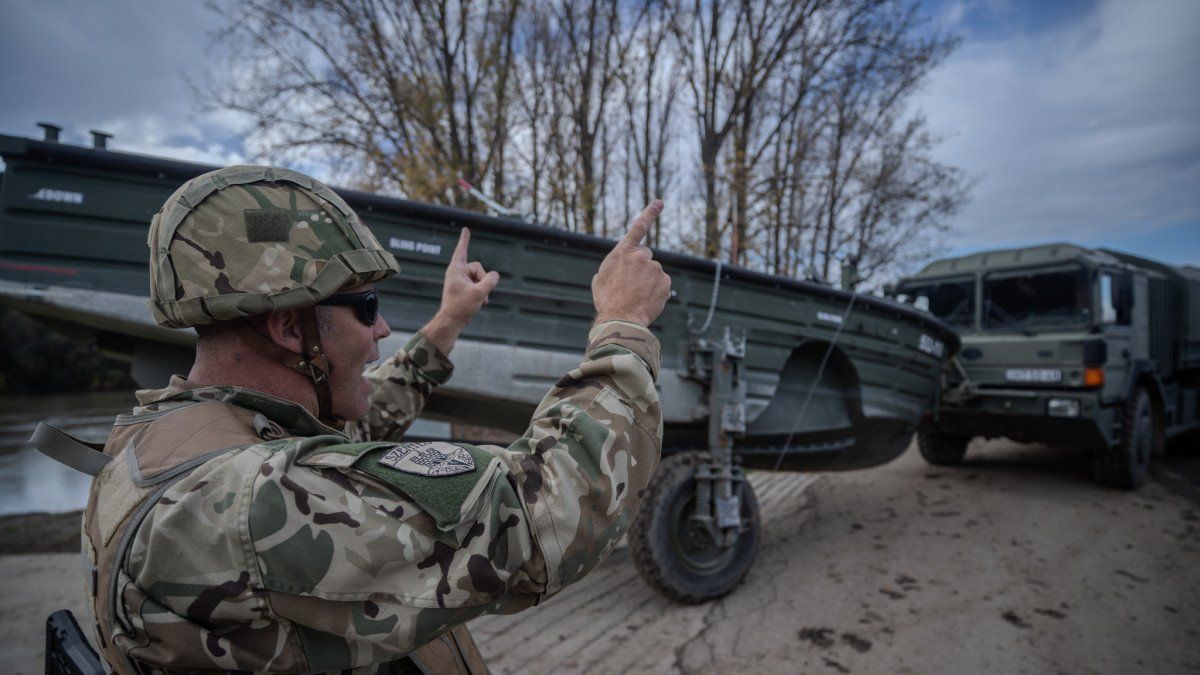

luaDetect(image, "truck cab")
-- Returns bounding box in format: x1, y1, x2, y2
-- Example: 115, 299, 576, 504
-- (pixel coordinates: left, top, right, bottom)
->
895, 243, 1200, 488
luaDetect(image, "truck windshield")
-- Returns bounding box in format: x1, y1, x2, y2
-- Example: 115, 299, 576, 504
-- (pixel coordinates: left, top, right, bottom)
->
894, 277, 975, 327
983, 266, 1091, 330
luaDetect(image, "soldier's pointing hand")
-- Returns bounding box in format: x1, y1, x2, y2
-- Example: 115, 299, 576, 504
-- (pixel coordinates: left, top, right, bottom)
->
592, 200, 672, 327
440, 227, 500, 326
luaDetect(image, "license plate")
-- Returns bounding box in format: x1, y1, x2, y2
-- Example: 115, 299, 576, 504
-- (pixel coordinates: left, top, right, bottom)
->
1005, 368, 1062, 383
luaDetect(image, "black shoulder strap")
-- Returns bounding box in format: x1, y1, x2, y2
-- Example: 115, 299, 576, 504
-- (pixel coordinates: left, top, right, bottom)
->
29, 423, 112, 477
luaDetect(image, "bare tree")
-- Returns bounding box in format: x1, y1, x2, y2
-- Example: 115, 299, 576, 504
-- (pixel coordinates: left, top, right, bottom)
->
203, 0, 968, 287
203, 0, 520, 205
531, 0, 648, 234
802, 0, 964, 284
761, 70, 825, 277
671, 0, 818, 259
720, 0, 966, 284
621, 0, 679, 247
512, 9, 556, 222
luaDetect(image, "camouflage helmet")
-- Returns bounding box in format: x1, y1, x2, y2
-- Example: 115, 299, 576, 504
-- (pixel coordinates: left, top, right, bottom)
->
148, 165, 400, 328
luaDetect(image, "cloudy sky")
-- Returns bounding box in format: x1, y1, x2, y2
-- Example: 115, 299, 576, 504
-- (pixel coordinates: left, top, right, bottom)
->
1, 0, 1197, 266
920, 0, 1200, 265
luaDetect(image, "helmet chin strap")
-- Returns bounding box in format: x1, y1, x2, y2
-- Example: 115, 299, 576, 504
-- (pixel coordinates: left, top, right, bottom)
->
295, 307, 334, 423
231, 307, 335, 423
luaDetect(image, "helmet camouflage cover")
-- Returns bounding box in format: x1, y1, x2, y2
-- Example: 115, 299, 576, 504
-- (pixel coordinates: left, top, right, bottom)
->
148, 165, 400, 328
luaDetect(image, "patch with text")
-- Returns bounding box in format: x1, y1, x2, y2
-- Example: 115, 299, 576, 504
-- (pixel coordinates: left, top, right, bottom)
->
376, 442, 476, 477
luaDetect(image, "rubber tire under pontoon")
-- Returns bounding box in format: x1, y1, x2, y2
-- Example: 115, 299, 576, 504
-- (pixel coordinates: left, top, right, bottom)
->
629, 452, 760, 604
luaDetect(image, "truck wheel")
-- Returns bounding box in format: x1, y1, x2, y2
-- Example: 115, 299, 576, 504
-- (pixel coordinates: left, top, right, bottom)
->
629, 452, 760, 604
917, 431, 970, 466
1093, 388, 1155, 489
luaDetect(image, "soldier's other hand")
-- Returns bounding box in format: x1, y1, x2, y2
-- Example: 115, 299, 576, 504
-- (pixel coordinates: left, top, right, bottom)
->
592, 200, 671, 327
438, 227, 500, 326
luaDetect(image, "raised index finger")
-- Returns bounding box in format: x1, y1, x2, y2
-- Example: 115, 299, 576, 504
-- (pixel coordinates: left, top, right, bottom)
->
453, 227, 471, 263
619, 199, 663, 248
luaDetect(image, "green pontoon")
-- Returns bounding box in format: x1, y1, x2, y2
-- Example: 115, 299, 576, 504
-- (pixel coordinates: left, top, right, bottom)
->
0, 127, 958, 601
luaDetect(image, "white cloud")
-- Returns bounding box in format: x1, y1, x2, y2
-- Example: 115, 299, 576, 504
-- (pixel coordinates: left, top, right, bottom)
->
89, 112, 245, 167
919, 0, 1200, 251
0, 0, 244, 165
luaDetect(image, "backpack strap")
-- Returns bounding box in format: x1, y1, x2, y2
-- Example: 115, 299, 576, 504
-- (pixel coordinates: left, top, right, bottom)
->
29, 423, 112, 477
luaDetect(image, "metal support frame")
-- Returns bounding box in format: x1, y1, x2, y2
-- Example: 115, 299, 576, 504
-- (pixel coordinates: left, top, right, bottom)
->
689, 325, 749, 548
939, 355, 976, 407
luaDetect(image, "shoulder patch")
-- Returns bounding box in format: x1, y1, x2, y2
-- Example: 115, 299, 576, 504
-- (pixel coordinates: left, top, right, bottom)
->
351, 443, 499, 535
377, 442, 475, 477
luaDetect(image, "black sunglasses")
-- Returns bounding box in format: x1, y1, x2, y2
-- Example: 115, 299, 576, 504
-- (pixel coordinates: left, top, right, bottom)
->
317, 290, 380, 326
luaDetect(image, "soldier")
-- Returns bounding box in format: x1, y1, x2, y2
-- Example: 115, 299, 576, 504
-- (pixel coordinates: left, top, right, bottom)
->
61, 165, 669, 673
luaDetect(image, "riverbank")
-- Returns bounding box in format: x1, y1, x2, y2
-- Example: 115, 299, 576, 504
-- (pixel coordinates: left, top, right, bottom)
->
0, 511, 81, 554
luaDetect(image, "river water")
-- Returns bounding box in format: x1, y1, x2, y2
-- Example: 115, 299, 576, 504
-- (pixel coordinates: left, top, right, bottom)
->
0, 391, 133, 515
0, 391, 452, 515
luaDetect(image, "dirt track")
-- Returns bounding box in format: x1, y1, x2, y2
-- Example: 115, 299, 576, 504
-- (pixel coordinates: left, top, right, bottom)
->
473, 438, 1200, 674
2, 438, 1197, 674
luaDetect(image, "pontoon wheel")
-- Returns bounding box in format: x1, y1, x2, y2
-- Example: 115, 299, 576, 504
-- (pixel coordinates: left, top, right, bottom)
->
629, 452, 760, 604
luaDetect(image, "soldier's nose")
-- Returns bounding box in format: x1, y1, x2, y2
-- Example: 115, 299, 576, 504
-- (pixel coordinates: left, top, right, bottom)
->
373, 312, 391, 340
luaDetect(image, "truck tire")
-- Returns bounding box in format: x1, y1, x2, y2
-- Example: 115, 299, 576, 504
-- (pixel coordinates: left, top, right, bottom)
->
917, 431, 970, 466
629, 452, 760, 604
1093, 388, 1155, 489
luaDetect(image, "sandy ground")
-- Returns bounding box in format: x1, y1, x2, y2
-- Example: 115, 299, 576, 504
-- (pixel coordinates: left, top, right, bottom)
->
2, 438, 1197, 674
0, 550, 89, 674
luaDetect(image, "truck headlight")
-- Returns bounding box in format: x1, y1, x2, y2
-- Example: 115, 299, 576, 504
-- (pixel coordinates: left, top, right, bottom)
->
1047, 398, 1080, 418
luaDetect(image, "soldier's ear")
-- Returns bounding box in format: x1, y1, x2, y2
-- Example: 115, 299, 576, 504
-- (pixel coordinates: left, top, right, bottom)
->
262, 310, 305, 354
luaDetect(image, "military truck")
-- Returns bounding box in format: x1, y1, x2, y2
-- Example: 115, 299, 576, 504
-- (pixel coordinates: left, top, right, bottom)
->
894, 243, 1200, 488
0, 125, 958, 602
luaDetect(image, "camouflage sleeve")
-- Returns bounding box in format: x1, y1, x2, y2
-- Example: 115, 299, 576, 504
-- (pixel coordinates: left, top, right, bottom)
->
358, 332, 455, 441
245, 320, 663, 662
493, 319, 662, 595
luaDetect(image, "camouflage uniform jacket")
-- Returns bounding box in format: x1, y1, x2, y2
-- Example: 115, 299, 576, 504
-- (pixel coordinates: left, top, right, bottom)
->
83, 321, 662, 673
